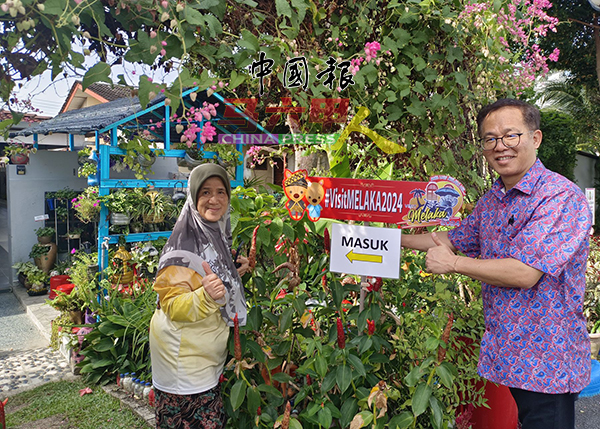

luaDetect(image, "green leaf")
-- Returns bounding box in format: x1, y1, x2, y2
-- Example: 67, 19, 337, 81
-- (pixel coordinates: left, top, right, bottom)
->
340, 398, 358, 428
257, 384, 283, 397
347, 354, 366, 377
429, 396, 443, 429
239, 29, 259, 52
93, 337, 115, 352
404, 366, 423, 387
91, 358, 114, 369
289, 418, 302, 429
314, 355, 327, 378
272, 372, 294, 383
82, 62, 111, 90
247, 386, 261, 414
436, 362, 457, 388
203, 14, 223, 37
184, 6, 204, 26
318, 406, 332, 428
276, 0, 293, 17
321, 370, 337, 393
336, 364, 353, 393
230, 379, 247, 410
388, 411, 414, 429
425, 336, 440, 350
229, 70, 246, 90
279, 306, 294, 333
412, 383, 432, 417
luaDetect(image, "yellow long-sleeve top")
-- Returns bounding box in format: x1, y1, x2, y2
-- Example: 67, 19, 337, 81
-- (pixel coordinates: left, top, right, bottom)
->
149, 265, 229, 395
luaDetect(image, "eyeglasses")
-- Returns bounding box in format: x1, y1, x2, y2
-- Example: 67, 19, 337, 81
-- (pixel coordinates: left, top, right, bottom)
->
479, 132, 527, 151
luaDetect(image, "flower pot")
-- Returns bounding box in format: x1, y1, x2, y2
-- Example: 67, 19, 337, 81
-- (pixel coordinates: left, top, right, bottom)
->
34, 243, 57, 273
37, 235, 52, 244
590, 332, 600, 359
185, 152, 205, 169
27, 286, 48, 296
67, 233, 81, 239
111, 212, 131, 225
49, 275, 71, 300
18, 272, 26, 286
137, 151, 156, 167
10, 154, 29, 164
70, 310, 84, 325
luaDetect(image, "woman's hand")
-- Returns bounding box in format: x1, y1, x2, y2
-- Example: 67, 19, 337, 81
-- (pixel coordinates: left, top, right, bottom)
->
235, 255, 250, 277
202, 261, 226, 302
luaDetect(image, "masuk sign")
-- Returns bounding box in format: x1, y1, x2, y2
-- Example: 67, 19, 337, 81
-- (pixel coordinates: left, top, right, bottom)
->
283, 169, 466, 279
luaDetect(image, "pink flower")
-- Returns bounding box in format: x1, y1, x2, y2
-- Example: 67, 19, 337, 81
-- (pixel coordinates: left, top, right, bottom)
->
160, 48, 166, 56
161, 40, 167, 46
71, 248, 77, 254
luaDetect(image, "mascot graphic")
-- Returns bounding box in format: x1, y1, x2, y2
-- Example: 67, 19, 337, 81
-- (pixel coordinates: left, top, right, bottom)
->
283, 169, 308, 220
306, 179, 325, 221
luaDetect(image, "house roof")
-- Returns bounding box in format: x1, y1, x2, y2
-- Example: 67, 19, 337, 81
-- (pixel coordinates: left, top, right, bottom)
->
13, 96, 142, 137
0, 110, 52, 125
11, 89, 260, 141
59, 81, 134, 113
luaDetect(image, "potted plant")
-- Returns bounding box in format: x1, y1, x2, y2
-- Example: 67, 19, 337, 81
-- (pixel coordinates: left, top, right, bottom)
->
101, 189, 135, 225
35, 226, 56, 244
3, 142, 36, 164
72, 187, 101, 224
118, 134, 164, 179
12, 261, 37, 287
140, 190, 176, 224
30, 243, 56, 273
67, 227, 84, 240
25, 267, 49, 296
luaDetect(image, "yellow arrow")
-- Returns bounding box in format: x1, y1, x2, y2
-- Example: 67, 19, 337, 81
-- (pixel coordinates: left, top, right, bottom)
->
346, 250, 383, 264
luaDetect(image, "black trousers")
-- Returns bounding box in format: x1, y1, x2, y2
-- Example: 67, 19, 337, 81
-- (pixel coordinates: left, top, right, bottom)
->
509, 387, 579, 429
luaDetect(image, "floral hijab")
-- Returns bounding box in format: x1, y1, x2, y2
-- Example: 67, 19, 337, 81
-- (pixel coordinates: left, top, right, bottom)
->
157, 164, 246, 327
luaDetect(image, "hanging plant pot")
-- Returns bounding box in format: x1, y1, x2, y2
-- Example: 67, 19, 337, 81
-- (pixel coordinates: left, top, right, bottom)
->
185, 153, 204, 169
110, 212, 131, 225
177, 157, 187, 167
10, 154, 29, 164
87, 173, 99, 186
137, 151, 156, 167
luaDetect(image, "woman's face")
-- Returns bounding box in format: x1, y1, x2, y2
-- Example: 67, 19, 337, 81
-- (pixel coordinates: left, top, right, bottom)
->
196, 176, 229, 222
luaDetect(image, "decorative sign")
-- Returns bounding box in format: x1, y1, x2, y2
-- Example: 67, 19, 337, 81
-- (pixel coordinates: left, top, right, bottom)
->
330, 223, 402, 278
586, 188, 596, 226
34, 214, 49, 222
16, 165, 26, 175
283, 169, 465, 228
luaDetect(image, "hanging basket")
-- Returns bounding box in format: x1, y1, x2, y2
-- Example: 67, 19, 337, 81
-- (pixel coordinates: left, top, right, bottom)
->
142, 191, 165, 224
137, 151, 156, 167
10, 154, 29, 165
184, 153, 204, 169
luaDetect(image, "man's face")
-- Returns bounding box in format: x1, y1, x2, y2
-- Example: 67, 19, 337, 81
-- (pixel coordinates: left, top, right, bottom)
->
480, 106, 542, 190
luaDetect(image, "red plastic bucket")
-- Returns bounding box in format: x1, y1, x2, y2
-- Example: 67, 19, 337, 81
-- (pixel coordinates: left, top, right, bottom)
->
49, 275, 71, 300
469, 380, 519, 429
55, 283, 76, 296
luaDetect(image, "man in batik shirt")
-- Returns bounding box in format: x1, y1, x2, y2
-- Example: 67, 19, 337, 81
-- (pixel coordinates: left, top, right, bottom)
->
401, 98, 592, 429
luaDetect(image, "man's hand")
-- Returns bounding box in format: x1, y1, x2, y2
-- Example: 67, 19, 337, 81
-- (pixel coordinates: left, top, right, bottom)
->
235, 255, 250, 277
425, 232, 459, 274
202, 261, 226, 301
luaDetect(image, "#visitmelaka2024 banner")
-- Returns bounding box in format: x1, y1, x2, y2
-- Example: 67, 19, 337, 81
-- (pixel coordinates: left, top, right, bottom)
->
282, 169, 466, 228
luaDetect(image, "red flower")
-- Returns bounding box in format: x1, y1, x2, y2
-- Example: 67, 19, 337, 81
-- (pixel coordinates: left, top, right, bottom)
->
248, 225, 259, 271
306, 374, 312, 385
336, 317, 346, 349
275, 289, 287, 300
234, 313, 242, 360
323, 228, 330, 254
365, 277, 383, 292
257, 406, 262, 416
367, 319, 375, 336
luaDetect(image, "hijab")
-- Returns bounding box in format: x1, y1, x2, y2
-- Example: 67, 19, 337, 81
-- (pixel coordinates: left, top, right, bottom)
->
157, 163, 246, 327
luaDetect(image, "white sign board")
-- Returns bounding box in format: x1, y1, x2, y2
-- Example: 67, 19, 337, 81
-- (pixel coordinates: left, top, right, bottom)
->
586, 188, 595, 226
34, 214, 49, 222
330, 223, 402, 279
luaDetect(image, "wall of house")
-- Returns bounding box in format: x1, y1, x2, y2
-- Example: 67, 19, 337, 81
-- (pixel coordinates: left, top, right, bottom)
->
574, 152, 597, 192
6, 150, 87, 283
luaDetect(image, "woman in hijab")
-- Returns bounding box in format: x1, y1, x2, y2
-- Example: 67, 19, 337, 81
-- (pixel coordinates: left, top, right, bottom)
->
149, 164, 248, 429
